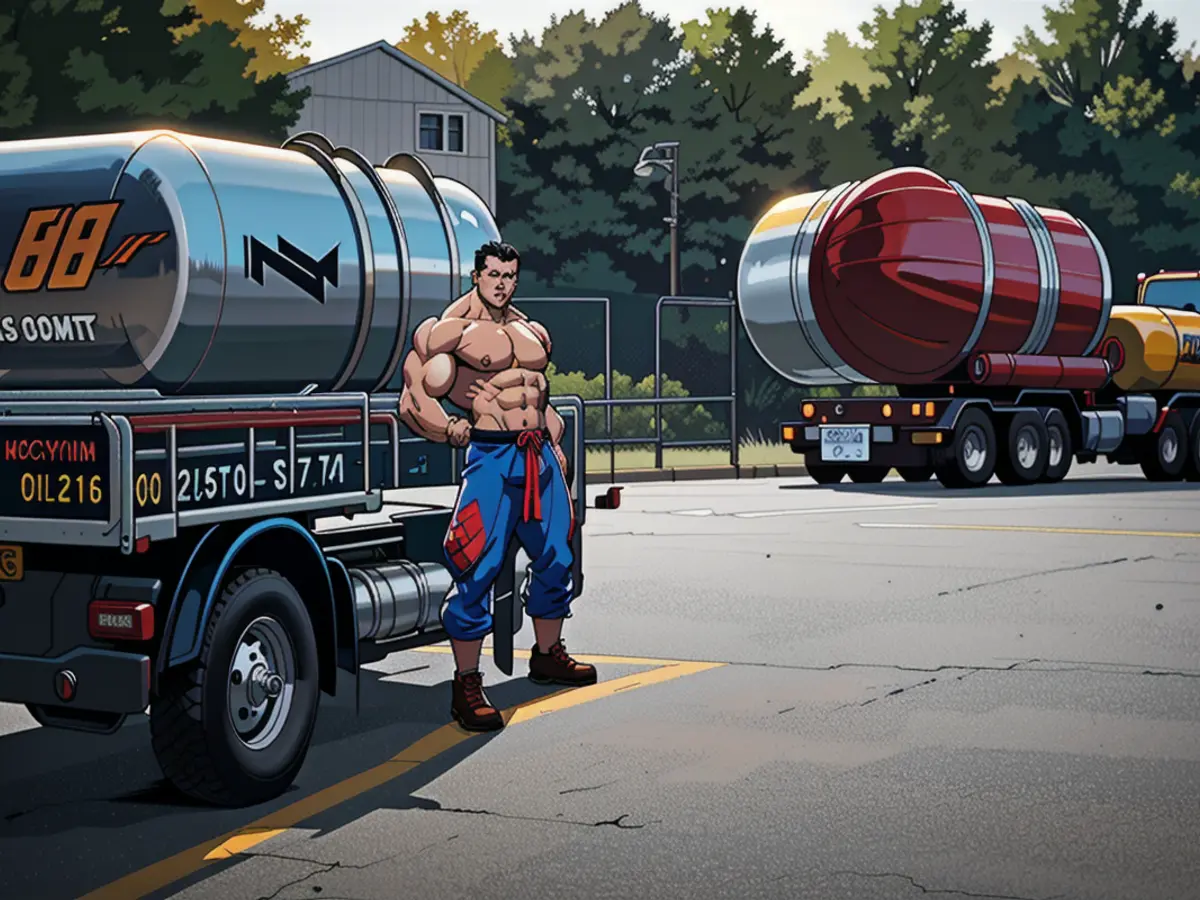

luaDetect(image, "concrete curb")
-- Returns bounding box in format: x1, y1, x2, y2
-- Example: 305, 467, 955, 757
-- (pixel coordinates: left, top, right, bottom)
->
585, 463, 809, 484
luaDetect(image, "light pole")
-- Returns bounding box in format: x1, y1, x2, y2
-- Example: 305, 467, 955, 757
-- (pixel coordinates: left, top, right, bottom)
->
633, 140, 680, 297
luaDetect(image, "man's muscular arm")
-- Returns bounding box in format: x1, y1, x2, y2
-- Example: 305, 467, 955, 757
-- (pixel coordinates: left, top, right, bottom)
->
398, 318, 472, 446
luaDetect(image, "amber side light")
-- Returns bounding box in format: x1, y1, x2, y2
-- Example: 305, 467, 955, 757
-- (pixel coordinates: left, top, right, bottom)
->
801, 403, 815, 418
782, 426, 796, 441
882, 403, 892, 417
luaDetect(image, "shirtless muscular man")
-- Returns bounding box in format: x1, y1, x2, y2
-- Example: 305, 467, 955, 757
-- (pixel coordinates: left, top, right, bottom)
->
398, 241, 597, 731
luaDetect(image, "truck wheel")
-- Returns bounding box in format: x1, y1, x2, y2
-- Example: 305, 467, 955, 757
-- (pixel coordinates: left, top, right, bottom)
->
1185, 414, 1200, 481
898, 466, 934, 482
150, 568, 320, 807
1139, 410, 1188, 481
848, 466, 889, 483
804, 453, 846, 484
1040, 409, 1073, 483
935, 407, 996, 488
995, 411, 1049, 485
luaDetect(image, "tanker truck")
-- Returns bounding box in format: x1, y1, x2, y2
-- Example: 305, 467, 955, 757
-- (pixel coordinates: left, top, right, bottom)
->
0, 129, 587, 806
737, 166, 1200, 488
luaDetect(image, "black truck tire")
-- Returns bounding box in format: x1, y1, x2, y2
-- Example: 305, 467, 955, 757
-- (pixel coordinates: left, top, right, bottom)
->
1184, 413, 1200, 481
848, 465, 889, 483
804, 452, 847, 484
995, 411, 1050, 485
1139, 410, 1188, 481
1040, 409, 1073, 483
150, 567, 320, 807
897, 465, 934, 482
935, 407, 996, 488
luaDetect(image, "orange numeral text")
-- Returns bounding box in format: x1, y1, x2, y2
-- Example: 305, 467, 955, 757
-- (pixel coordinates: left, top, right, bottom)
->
3, 202, 169, 294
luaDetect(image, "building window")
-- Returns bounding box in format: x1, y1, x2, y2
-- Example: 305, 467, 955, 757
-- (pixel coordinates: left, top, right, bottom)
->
417, 112, 466, 154
419, 113, 442, 151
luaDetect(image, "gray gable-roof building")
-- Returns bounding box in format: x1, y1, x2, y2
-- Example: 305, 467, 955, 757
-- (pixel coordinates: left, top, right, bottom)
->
286, 41, 506, 211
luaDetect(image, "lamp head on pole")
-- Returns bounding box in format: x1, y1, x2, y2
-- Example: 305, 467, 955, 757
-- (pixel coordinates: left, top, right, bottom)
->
633, 140, 679, 179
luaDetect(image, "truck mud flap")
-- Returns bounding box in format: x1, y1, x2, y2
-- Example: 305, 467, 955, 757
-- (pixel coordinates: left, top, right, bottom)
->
491, 537, 522, 676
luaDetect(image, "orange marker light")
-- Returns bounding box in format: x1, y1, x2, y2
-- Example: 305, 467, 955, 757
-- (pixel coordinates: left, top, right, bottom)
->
782, 426, 796, 441
882, 403, 892, 417
801, 403, 815, 418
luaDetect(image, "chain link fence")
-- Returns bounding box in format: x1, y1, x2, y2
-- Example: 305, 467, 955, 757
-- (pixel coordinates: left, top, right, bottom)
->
519, 295, 738, 478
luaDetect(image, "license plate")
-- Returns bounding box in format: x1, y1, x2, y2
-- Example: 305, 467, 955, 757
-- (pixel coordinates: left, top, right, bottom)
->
820, 425, 870, 462
0, 544, 24, 581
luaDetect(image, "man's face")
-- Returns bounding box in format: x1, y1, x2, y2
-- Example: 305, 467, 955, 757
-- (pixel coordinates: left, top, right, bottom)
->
473, 256, 518, 308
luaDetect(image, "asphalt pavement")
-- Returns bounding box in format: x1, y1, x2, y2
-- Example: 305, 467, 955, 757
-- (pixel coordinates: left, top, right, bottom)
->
2, 462, 1199, 900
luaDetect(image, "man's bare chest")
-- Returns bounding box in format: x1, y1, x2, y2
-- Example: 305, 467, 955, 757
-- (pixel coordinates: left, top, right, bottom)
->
454, 320, 548, 372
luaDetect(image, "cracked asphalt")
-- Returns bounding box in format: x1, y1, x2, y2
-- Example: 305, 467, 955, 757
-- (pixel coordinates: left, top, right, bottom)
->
3, 464, 1200, 900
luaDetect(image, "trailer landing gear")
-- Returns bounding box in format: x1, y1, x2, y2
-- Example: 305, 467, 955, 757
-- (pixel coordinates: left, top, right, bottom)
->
935, 407, 996, 488
151, 568, 320, 807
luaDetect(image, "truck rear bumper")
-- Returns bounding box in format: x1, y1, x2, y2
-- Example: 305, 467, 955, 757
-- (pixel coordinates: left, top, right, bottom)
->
785, 423, 940, 467
0, 646, 150, 714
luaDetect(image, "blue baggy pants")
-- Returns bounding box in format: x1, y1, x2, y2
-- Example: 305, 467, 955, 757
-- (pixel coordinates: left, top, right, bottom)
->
441, 428, 575, 641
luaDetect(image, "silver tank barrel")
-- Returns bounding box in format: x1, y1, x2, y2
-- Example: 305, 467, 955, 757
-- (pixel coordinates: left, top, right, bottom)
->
0, 130, 501, 394
351, 560, 452, 641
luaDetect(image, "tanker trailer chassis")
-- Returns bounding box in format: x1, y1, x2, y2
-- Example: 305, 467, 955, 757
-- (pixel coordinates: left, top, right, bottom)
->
780, 385, 1200, 488
0, 389, 587, 807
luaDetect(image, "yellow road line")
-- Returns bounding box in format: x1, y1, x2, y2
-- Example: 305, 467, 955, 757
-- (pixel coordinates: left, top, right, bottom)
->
79, 658, 722, 900
411, 645, 695, 668
857, 522, 1200, 539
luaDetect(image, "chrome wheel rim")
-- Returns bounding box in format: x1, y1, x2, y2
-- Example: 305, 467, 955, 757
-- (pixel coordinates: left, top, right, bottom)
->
227, 616, 296, 750
1047, 425, 1063, 469
1015, 424, 1040, 471
961, 425, 987, 473
1161, 429, 1179, 466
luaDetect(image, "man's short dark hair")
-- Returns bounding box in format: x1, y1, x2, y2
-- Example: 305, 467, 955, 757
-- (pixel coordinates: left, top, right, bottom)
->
474, 241, 520, 273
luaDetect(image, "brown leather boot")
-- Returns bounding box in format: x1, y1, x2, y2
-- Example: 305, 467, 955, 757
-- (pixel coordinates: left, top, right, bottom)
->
451, 671, 504, 732
529, 640, 597, 686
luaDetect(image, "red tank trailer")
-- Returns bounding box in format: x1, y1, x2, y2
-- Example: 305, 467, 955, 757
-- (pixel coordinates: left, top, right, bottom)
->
739, 166, 1200, 489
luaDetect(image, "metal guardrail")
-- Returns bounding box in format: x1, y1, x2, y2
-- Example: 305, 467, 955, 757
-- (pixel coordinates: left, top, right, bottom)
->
521, 294, 739, 481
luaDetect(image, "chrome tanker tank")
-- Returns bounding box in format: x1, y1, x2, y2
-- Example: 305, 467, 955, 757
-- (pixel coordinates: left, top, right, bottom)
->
737, 167, 1113, 386
0, 129, 500, 393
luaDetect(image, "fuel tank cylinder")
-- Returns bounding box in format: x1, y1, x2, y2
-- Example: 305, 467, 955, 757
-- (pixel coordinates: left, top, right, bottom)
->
1101, 305, 1200, 392
737, 167, 1113, 385
0, 130, 500, 393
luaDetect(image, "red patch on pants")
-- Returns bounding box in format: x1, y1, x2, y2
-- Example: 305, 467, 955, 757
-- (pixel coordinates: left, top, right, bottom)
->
445, 499, 486, 571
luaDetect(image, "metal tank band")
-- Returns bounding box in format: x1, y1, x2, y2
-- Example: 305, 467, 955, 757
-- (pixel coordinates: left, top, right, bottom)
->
1007, 196, 1062, 355
948, 180, 996, 360
1078, 220, 1113, 356
283, 136, 377, 393
109, 133, 217, 386
329, 145, 414, 393
384, 153, 460, 301
791, 180, 873, 384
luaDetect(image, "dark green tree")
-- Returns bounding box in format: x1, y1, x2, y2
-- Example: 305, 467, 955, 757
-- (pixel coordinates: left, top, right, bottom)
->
499, 2, 837, 300
0, 0, 307, 143
997, 0, 1200, 293
807, 0, 1036, 193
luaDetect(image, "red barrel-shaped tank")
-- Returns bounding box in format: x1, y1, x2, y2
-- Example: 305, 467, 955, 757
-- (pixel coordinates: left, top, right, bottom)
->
737, 167, 1114, 385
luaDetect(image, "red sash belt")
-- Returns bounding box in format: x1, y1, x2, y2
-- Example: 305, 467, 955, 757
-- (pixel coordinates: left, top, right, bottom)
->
516, 430, 544, 521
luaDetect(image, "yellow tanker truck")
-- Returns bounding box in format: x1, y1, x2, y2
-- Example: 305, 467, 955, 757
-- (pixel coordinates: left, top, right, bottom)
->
737, 165, 1200, 488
